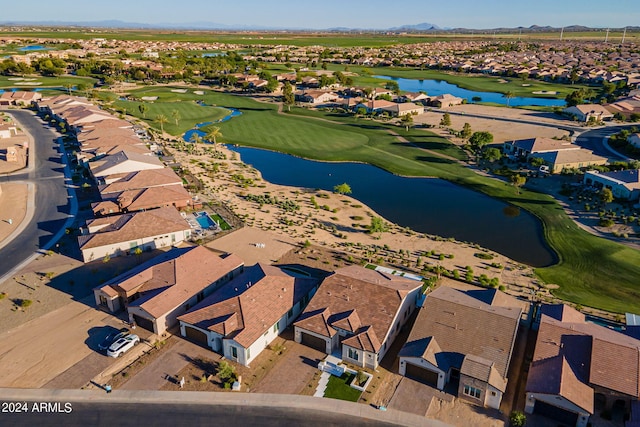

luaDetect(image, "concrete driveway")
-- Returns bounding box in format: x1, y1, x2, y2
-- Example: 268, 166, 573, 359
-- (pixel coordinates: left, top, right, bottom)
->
0, 297, 124, 388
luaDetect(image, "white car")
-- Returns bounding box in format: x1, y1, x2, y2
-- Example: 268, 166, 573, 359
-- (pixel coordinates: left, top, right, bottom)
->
107, 334, 140, 358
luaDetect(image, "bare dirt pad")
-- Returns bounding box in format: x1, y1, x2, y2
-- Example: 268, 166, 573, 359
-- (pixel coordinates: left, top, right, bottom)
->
0, 183, 27, 244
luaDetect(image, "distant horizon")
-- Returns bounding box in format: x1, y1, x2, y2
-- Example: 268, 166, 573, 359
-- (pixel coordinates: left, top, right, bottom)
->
3, 0, 639, 31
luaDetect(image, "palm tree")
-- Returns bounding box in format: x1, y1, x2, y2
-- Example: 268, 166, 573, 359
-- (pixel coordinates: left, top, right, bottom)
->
503, 91, 515, 107
189, 133, 203, 145
205, 126, 222, 146
155, 114, 168, 135
171, 109, 181, 126
63, 84, 73, 96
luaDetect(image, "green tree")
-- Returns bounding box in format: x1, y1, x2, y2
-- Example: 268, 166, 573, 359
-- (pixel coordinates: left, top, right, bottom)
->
205, 126, 223, 145
440, 112, 451, 126
600, 187, 614, 204
369, 216, 389, 238
509, 411, 526, 427
461, 123, 472, 140
138, 103, 149, 118
483, 147, 502, 162
469, 131, 494, 150
333, 182, 352, 195
217, 361, 236, 382
155, 114, 168, 134
63, 83, 74, 96
171, 109, 181, 126
401, 113, 414, 131
189, 133, 203, 145
282, 81, 295, 111
384, 80, 400, 94
510, 174, 526, 195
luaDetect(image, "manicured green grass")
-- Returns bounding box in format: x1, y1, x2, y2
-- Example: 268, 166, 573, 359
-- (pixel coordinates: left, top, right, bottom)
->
112, 94, 230, 135
119, 87, 640, 313
210, 214, 232, 231
324, 373, 361, 402
0, 75, 96, 89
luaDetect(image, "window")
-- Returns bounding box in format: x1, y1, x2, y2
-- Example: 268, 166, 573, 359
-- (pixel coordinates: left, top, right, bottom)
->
348, 348, 359, 361
463, 385, 482, 400
231, 346, 237, 358
99, 295, 108, 306
273, 322, 279, 333
287, 308, 294, 319
246, 348, 250, 359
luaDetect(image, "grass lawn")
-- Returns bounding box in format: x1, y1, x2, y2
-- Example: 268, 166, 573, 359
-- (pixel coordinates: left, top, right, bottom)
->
112, 93, 231, 135
210, 214, 232, 231
117, 87, 640, 313
324, 373, 362, 402
0, 75, 97, 90
345, 66, 591, 99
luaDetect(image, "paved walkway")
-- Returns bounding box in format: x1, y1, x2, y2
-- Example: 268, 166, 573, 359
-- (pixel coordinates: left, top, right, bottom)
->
119, 337, 215, 390
252, 337, 325, 394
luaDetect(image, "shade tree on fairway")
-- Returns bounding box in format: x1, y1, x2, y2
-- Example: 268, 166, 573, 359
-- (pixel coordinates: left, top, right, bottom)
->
401, 113, 414, 131
171, 109, 181, 126
139, 103, 149, 118
510, 174, 526, 194
282, 81, 295, 111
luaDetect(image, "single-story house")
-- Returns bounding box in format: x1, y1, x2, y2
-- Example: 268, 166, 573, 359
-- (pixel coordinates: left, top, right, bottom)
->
78, 206, 192, 262
564, 104, 614, 122
530, 149, 608, 173
98, 168, 184, 195
295, 90, 339, 105
88, 149, 165, 184
0, 91, 42, 106
380, 102, 424, 117
294, 265, 422, 369
430, 94, 464, 108
92, 184, 194, 216
93, 246, 244, 336
398, 287, 523, 409
503, 137, 579, 158
401, 92, 430, 103
354, 99, 397, 114
583, 169, 640, 201
178, 264, 320, 366
525, 304, 640, 427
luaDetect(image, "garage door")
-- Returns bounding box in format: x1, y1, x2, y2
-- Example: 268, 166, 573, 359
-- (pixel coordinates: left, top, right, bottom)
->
534, 400, 579, 426
405, 362, 439, 388
133, 314, 155, 333
184, 325, 208, 346
301, 332, 327, 352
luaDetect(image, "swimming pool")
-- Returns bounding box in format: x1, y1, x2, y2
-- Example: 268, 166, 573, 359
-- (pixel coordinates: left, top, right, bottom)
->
195, 211, 216, 229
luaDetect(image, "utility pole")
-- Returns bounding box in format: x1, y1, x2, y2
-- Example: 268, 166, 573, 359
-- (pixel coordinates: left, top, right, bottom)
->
622, 27, 627, 44
605, 28, 610, 43
560, 27, 564, 41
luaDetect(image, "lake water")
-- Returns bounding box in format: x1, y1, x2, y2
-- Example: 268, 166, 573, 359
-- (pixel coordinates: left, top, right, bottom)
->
228, 146, 556, 267
182, 108, 242, 142
18, 45, 49, 52
376, 75, 566, 107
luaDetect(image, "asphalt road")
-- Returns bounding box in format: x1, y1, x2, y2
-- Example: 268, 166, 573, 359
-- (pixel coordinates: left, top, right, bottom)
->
574, 124, 637, 160
0, 110, 73, 279
0, 402, 408, 427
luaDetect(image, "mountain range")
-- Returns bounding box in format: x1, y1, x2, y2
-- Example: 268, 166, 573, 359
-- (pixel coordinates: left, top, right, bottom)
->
0, 20, 633, 32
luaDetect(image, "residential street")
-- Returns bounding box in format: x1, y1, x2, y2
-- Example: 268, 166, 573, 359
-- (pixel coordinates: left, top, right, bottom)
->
0, 109, 75, 280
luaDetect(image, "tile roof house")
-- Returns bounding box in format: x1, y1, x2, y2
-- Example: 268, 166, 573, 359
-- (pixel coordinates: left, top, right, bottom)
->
398, 286, 522, 409
294, 265, 422, 369
178, 264, 319, 366
503, 137, 580, 158
525, 304, 640, 427
92, 184, 193, 216
531, 149, 608, 174
78, 206, 192, 262
98, 168, 183, 194
88, 149, 165, 184
564, 104, 614, 122
584, 169, 640, 201
93, 246, 244, 335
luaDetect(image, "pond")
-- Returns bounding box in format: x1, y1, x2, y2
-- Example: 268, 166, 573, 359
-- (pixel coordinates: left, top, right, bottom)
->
375, 75, 566, 107
18, 45, 49, 52
182, 108, 242, 142
228, 146, 556, 267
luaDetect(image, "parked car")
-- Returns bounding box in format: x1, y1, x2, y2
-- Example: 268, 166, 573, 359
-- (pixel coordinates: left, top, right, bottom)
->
107, 334, 140, 358
97, 328, 129, 352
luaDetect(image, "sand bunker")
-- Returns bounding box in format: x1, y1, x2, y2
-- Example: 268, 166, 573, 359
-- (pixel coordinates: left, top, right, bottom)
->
532, 90, 558, 95
140, 96, 158, 101
194, 91, 204, 95
171, 89, 188, 93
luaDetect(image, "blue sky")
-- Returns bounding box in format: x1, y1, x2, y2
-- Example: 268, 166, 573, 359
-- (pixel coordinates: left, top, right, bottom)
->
5, 0, 640, 29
